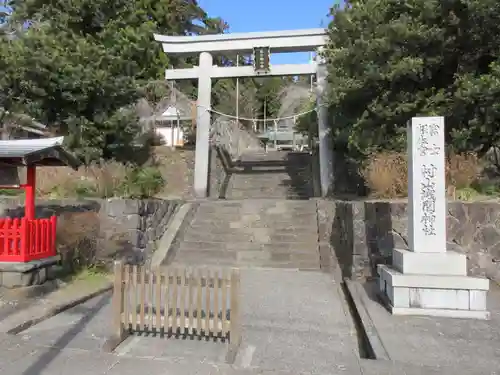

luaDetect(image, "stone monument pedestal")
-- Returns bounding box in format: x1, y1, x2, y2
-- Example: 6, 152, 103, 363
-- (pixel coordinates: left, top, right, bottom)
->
378, 250, 489, 319
377, 116, 489, 319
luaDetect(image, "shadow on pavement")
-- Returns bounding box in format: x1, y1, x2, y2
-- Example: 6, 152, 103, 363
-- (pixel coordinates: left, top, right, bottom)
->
20, 292, 111, 375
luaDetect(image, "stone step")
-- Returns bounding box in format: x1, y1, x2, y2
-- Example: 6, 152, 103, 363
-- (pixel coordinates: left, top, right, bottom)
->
173, 248, 318, 261
237, 165, 309, 170
185, 225, 318, 236
229, 184, 310, 191
230, 181, 311, 188
193, 209, 317, 217
187, 221, 317, 231
176, 240, 318, 253
227, 192, 311, 200
182, 231, 318, 243
229, 179, 311, 184
193, 211, 315, 220
171, 262, 320, 271
230, 174, 310, 181
194, 205, 317, 216
190, 214, 318, 226
195, 199, 316, 209
170, 255, 320, 270
237, 154, 309, 162
231, 172, 310, 181
228, 190, 311, 197
234, 163, 310, 168
234, 167, 310, 172
232, 173, 311, 181
193, 207, 317, 215
230, 184, 310, 189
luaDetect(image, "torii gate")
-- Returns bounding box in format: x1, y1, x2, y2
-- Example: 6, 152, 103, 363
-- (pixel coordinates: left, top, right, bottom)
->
154, 28, 332, 198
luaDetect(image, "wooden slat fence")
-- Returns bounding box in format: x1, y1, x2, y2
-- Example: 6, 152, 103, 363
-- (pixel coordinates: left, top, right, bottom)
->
110, 261, 241, 359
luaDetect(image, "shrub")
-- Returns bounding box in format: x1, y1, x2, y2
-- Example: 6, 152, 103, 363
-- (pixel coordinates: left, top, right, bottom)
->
36, 160, 164, 199
446, 152, 481, 190
56, 210, 141, 274
117, 166, 165, 198
56, 211, 100, 273
361, 152, 408, 198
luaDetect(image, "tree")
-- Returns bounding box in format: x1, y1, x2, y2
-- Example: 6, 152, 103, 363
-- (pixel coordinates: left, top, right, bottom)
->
325, 0, 500, 159
2, 0, 301, 158
1, 0, 228, 162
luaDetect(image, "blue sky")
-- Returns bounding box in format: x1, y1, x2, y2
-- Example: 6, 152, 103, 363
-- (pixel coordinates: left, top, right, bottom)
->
198, 0, 337, 64
0, 4, 9, 16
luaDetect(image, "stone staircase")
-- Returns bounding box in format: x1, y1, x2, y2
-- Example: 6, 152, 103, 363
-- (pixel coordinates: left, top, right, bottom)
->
165, 199, 320, 270
227, 150, 313, 200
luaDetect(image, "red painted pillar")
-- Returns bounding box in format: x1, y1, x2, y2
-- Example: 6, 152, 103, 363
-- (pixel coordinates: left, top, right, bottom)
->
25, 166, 36, 220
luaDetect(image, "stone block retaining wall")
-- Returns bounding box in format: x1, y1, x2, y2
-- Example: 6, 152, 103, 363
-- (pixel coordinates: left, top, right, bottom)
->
318, 200, 500, 283
0, 197, 182, 264
97, 199, 181, 264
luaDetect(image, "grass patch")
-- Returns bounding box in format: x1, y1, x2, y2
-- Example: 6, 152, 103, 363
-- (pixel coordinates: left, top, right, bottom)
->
472, 181, 500, 197
0, 189, 23, 196
58, 265, 111, 285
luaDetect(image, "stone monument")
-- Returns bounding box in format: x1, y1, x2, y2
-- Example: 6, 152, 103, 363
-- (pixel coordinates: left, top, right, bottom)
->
377, 116, 490, 319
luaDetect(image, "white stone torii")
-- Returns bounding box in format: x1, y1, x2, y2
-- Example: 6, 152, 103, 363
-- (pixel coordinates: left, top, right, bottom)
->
154, 28, 332, 198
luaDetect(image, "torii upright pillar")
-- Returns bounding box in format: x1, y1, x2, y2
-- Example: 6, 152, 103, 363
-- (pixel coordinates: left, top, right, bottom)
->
316, 49, 333, 196
193, 52, 213, 198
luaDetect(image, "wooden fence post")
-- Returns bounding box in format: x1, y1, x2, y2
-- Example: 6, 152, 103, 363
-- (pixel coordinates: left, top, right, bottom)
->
226, 268, 241, 364
112, 260, 125, 339
104, 260, 129, 353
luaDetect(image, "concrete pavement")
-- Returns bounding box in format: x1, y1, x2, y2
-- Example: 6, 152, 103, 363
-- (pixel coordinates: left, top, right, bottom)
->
0, 268, 363, 374
19, 292, 113, 352
351, 280, 500, 375
2, 268, 500, 374
233, 268, 360, 373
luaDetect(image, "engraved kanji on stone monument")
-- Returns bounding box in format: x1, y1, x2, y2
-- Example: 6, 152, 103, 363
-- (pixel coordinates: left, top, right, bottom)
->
408, 117, 446, 253
420, 163, 437, 235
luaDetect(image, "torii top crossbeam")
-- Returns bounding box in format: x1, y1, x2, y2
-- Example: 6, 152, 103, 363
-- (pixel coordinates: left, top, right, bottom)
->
155, 28, 327, 79
154, 28, 327, 55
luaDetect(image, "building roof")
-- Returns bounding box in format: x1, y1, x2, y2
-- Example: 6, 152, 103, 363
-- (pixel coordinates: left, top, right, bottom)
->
155, 90, 194, 122
0, 136, 80, 169
158, 105, 185, 121
135, 89, 194, 127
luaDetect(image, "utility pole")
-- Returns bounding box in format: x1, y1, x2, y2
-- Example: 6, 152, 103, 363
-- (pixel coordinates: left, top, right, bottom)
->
310, 52, 314, 93
235, 54, 240, 154
236, 54, 239, 124
170, 81, 176, 149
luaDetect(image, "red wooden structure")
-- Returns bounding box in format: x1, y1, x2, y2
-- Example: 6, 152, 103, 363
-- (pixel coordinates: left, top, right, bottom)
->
0, 137, 80, 263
